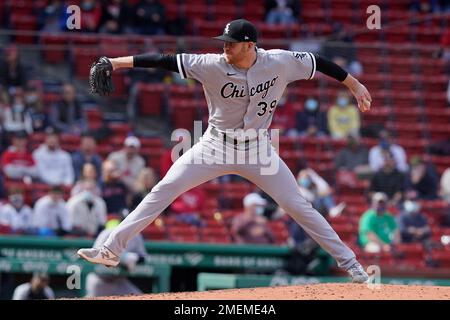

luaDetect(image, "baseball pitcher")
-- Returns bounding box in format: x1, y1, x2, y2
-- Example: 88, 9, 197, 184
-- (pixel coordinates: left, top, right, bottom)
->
79, 19, 372, 283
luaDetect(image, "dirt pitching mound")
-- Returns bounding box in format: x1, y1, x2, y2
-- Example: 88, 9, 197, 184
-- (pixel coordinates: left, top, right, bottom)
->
93, 283, 450, 300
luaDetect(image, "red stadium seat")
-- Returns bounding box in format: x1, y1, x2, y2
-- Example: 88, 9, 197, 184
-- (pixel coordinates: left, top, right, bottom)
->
73, 48, 100, 79
169, 99, 198, 130
137, 83, 165, 116
40, 34, 68, 63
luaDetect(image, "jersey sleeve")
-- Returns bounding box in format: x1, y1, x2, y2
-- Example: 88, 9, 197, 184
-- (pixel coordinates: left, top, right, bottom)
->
282, 50, 316, 83
176, 53, 218, 83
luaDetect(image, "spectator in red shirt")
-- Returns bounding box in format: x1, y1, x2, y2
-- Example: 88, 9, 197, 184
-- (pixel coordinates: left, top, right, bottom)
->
79, 0, 103, 32
231, 193, 275, 244
1, 130, 37, 181
170, 186, 206, 227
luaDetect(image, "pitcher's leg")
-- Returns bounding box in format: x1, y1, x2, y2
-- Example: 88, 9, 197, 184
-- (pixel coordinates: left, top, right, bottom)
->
235, 154, 357, 270
104, 145, 223, 255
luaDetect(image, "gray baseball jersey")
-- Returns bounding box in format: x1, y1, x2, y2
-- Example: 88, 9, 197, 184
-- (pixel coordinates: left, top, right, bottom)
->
176, 48, 316, 131
102, 47, 358, 273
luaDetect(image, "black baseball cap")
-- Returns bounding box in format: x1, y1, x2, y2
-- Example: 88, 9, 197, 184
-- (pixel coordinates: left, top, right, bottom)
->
213, 19, 258, 43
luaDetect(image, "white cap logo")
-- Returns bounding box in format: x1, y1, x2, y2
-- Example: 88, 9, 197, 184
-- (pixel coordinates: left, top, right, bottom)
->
224, 23, 230, 34
244, 36, 249, 40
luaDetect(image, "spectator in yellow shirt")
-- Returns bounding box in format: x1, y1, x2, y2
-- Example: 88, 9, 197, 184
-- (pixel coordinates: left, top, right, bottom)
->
327, 91, 360, 139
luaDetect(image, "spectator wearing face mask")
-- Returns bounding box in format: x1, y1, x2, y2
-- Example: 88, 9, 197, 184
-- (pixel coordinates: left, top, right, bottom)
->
295, 97, 328, 137
359, 192, 399, 253
230, 193, 275, 244
24, 85, 49, 133
327, 91, 360, 139
397, 200, 431, 244
2, 88, 33, 136
33, 185, 71, 236
0, 188, 33, 234
297, 167, 346, 217
67, 180, 107, 237
369, 129, 408, 173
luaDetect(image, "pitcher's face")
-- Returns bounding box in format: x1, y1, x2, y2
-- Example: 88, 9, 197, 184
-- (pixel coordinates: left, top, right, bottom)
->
223, 42, 251, 65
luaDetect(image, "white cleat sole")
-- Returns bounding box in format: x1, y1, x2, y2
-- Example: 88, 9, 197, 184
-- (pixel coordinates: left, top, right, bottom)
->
77, 249, 120, 267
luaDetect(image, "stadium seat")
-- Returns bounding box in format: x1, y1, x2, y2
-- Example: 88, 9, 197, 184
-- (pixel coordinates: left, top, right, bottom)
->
137, 83, 165, 116
169, 99, 199, 130
73, 48, 100, 79
40, 34, 68, 63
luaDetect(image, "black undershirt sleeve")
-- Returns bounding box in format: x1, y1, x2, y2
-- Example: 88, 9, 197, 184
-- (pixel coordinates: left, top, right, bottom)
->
313, 53, 348, 82
133, 53, 179, 73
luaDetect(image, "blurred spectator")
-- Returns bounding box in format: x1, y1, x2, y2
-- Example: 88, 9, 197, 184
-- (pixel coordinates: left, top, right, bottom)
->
170, 186, 206, 227
369, 129, 408, 173
410, 0, 449, 13
327, 91, 360, 139
72, 134, 102, 182
99, 0, 130, 34
100, 160, 129, 214
333, 56, 363, 78
107, 136, 145, 190
284, 215, 325, 275
440, 167, 450, 202
297, 168, 345, 217
32, 128, 74, 186
85, 215, 147, 297
0, 45, 27, 91
265, 0, 298, 25
359, 192, 399, 253
407, 156, 438, 200
398, 200, 431, 244
132, 0, 166, 35
33, 185, 71, 236
12, 272, 54, 300
334, 134, 371, 176
369, 151, 407, 205
0, 175, 4, 200
50, 84, 86, 134
67, 180, 107, 237
231, 193, 275, 244
269, 90, 296, 136
1, 130, 38, 181
2, 88, 33, 135
38, 0, 68, 32
428, 137, 450, 156
24, 85, 49, 132
71, 163, 102, 197
79, 0, 103, 32
295, 97, 328, 136
440, 26, 450, 66
321, 24, 363, 76
130, 167, 158, 210
0, 188, 33, 234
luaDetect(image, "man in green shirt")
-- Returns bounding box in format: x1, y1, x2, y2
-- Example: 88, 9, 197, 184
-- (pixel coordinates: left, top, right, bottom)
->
359, 192, 399, 253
